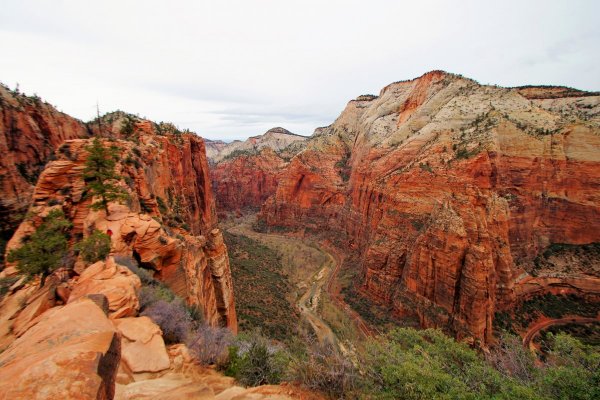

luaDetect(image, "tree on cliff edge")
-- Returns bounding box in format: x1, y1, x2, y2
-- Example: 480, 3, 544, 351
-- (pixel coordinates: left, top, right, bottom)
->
8, 209, 71, 286
83, 137, 129, 214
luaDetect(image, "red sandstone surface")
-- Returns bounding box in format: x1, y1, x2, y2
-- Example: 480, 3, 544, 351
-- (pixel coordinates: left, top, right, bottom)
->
1, 110, 237, 332
211, 147, 288, 211
0, 85, 88, 236
261, 71, 600, 343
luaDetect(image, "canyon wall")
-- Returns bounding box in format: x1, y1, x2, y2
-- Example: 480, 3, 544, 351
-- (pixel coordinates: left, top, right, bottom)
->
261, 71, 600, 343
0, 85, 88, 238
208, 127, 307, 212
211, 148, 288, 211
0, 106, 237, 332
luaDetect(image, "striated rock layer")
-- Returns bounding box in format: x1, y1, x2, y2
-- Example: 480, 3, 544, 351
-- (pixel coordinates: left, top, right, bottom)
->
3, 121, 237, 332
261, 71, 600, 343
205, 127, 306, 164
0, 85, 88, 238
211, 147, 289, 211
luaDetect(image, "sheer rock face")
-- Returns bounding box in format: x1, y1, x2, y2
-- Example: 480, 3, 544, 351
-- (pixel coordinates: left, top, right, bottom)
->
0, 297, 121, 400
261, 71, 600, 342
210, 147, 288, 211
0, 86, 88, 237
208, 128, 307, 212
4, 130, 236, 332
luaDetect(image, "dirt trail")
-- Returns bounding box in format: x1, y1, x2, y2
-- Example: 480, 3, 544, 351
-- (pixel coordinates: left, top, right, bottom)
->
523, 316, 600, 349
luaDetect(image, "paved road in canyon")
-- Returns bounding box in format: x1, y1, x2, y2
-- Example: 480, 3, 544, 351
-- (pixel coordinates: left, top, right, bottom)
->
226, 217, 346, 347
523, 316, 600, 349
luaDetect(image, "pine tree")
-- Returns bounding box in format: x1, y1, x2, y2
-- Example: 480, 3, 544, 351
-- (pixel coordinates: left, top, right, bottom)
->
83, 137, 129, 214
7, 209, 71, 286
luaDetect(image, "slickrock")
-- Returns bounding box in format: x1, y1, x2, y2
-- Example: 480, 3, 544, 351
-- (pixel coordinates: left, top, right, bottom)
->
261, 71, 600, 342
0, 297, 121, 400
69, 257, 142, 319
114, 317, 171, 374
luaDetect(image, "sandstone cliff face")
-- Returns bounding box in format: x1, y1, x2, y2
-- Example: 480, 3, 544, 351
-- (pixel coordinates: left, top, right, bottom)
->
211, 147, 288, 211
0, 85, 88, 239
209, 128, 307, 212
261, 71, 600, 343
3, 124, 236, 332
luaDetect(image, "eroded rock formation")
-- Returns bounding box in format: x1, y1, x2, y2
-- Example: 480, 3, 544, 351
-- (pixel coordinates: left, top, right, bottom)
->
211, 147, 289, 211
205, 127, 306, 164
2, 110, 237, 330
0, 85, 88, 238
261, 71, 600, 343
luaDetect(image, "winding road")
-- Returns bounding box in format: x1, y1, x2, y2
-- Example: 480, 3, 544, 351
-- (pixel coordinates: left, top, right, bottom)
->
226, 216, 371, 348
522, 316, 600, 349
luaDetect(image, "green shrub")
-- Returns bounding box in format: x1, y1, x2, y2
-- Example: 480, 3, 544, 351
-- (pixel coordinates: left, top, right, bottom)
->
156, 196, 168, 214
288, 339, 358, 399
74, 230, 111, 263
359, 328, 539, 400
540, 334, 600, 399
225, 332, 288, 387
120, 114, 137, 136
223, 149, 256, 161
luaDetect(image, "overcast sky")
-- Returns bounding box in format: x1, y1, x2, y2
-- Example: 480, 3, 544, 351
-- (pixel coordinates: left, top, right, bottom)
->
1, 1, 598, 141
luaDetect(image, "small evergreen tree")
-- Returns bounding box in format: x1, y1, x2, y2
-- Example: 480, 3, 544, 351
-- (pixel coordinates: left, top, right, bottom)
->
83, 137, 129, 214
7, 209, 72, 286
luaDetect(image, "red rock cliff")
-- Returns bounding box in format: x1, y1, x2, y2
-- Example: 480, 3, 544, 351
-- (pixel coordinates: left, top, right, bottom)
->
261, 71, 600, 343
208, 128, 307, 212
2, 112, 237, 332
210, 147, 288, 212
0, 85, 88, 237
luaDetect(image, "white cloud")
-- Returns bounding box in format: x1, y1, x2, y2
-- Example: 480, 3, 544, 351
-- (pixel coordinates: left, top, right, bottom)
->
1, 0, 598, 140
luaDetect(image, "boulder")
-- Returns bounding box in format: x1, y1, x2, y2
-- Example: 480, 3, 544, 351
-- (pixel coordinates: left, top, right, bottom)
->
69, 257, 141, 319
0, 297, 120, 400
114, 316, 171, 374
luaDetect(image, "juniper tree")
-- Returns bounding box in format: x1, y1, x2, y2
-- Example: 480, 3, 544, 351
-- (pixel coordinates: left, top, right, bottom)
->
83, 137, 129, 214
7, 209, 71, 286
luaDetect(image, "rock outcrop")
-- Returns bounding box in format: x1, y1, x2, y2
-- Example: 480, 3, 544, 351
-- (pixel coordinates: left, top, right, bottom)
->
0, 85, 88, 240
68, 258, 142, 319
114, 317, 171, 374
0, 297, 121, 400
261, 71, 600, 343
208, 128, 307, 212
3, 121, 236, 332
211, 147, 288, 211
